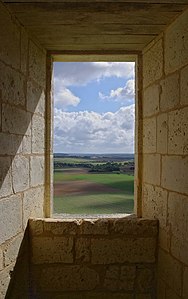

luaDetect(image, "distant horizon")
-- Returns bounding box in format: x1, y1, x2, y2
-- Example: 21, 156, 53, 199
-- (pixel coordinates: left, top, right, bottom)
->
54, 152, 134, 155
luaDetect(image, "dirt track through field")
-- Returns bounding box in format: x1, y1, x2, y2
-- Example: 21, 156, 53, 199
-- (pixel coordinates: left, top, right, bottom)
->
54, 180, 121, 197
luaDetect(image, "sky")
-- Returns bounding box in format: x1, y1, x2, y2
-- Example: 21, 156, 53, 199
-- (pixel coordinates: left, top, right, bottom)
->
53, 62, 135, 154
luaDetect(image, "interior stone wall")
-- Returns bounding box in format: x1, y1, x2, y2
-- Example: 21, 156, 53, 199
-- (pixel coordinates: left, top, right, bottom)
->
142, 9, 188, 299
0, 3, 46, 298
29, 217, 158, 299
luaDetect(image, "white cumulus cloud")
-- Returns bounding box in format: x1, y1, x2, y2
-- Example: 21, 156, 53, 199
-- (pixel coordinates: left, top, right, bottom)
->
54, 78, 80, 109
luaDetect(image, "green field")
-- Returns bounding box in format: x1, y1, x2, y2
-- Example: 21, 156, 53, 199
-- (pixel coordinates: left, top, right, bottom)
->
54, 171, 134, 214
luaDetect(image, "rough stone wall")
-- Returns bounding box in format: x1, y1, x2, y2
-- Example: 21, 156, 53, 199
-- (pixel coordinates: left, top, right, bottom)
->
142, 9, 188, 299
29, 217, 158, 299
0, 3, 46, 298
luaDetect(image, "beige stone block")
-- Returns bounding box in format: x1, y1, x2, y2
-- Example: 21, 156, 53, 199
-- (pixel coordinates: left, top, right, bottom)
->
2, 104, 31, 135
29, 219, 44, 236
157, 278, 166, 299
171, 235, 188, 266
75, 237, 90, 263
135, 295, 151, 299
183, 266, 188, 299
40, 265, 99, 291
0, 157, 12, 198
12, 155, 29, 192
181, 64, 188, 106
20, 135, 32, 155
136, 267, 154, 292
79, 219, 109, 235
143, 39, 163, 88
158, 249, 182, 296
31, 114, 45, 154
23, 186, 44, 228
91, 237, 156, 264
27, 80, 45, 116
0, 265, 14, 299
0, 133, 22, 156
20, 27, 28, 75
158, 227, 170, 252
0, 62, 26, 107
3, 234, 23, 267
41, 293, 133, 299
32, 236, 73, 264
143, 84, 160, 117
160, 72, 179, 112
166, 287, 181, 299
157, 113, 168, 154
142, 184, 167, 229
165, 9, 188, 74
104, 266, 119, 290
119, 265, 136, 291
143, 117, 156, 153
161, 156, 188, 194
30, 156, 44, 187
143, 154, 160, 185
29, 41, 46, 87
43, 219, 79, 235
0, 3, 20, 69
0, 248, 3, 271
168, 107, 188, 155
0, 194, 22, 244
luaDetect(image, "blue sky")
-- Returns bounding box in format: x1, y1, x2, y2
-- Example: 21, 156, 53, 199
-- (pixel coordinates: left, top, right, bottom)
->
53, 62, 135, 154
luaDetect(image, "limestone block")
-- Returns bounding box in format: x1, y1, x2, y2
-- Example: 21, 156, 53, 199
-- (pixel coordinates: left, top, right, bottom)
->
0, 248, 3, 270
0, 157, 12, 198
168, 107, 188, 155
2, 104, 31, 135
0, 101, 1, 131
171, 235, 188, 265
30, 156, 44, 187
181, 64, 188, 105
29, 219, 44, 236
104, 266, 119, 290
143, 117, 156, 153
40, 293, 132, 299
165, 9, 188, 74
135, 295, 151, 299
157, 113, 168, 154
161, 156, 188, 194
3, 234, 23, 267
142, 184, 167, 229
91, 237, 156, 264
23, 186, 44, 228
20, 135, 32, 155
0, 3, 20, 69
43, 219, 79, 235
0, 265, 14, 299
12, 155, 29, 193
27, 80, 45, 116
158, 227, 170, 252
75, 237, 90, 263
32, 236, 73, 264
157, 278, 166, 299
0, 62, 26, 107
31, 114, 45, 154
165, 287, 181, 299
160, 73, 179, 112
79, 219, 109, 235
39, 265, 99, 291
158, 249, 182, 296
136, 267, 154, 292
20, 27, 28, 75
143, 84, 160, 117
119, 265, 136, 291
143, 154, 160, 186
143, 39, 163, 88
183, 267, 188, 299
0, 194, 22, 244
29, 41, 46, 87
0, 133, 22, 156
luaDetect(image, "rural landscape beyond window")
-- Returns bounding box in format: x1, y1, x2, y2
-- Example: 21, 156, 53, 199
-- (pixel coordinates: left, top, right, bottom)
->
53, 62, 135, 215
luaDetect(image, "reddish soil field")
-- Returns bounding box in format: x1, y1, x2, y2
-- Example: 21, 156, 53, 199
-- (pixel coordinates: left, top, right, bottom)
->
54, 180, 119, 197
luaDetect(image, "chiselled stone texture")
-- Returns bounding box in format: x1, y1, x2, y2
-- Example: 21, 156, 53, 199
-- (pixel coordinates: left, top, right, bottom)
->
29, 217, 158, 298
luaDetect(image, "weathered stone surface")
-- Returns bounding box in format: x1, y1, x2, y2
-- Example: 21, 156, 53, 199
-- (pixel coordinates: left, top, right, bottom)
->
41, 292, 133, 299
0, 265, 14, 299
27, 80, 45, 116
3, 233, 23, 267
136, 267, 154, 292
183, 266, 188, 299
143, 38, 163, 88
91, 238, 156, 264
0, 248, 3, 271
30, 156, 44, 187
104, 266, 119, 290
160, 72, 179, 112
2, 103, 31, 135
161, 156, 188, 194
158, 249, 182, 296
31, 114, 45, 154
157, 278, 166, 299
142, 184, 167, 229
0, 157, 12, 198
43, 219, 79, 235
171, 235, 188, 266
165, 9, 188, 74
32, 236, 73, 264
0, 195, 22, 244
12, 155, 29, 192
143, 154, 160, 186
75, 237, 90, 263
0, 133, 22, 156
168, 107, 188, 155
29, 41, 46, 87
143, 117, 156, 153
157, 113, 168, 154
39, 266, 99, 291
79, 219, 109, 235
165, 287, 181, 299
135, 295, 152, 299
158, 227, 170, 252
180, 64, 188, 105
23, 187, 44, 228
29, 219, 44, 236
143, 84, 160, 117
119, 265, 136, 291
20, 27, 28, 75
